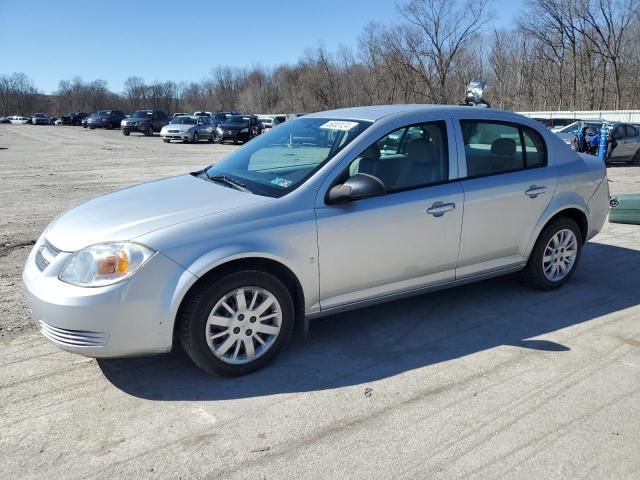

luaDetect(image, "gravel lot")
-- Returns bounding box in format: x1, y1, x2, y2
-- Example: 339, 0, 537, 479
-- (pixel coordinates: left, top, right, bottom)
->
1, 124, 640, 479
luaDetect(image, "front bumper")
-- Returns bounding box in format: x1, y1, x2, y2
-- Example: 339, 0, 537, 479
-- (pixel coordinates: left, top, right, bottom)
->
122, 122, 150, 133
161, 130, 191, 141
220, 130, 250, 142
87, 120, 110, 128
22, 237, 197, 358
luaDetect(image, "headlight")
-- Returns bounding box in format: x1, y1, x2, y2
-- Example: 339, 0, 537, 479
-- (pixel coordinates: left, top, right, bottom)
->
59, 242, 155, 287
216, 127, 223, 133
240, 128, 249, 133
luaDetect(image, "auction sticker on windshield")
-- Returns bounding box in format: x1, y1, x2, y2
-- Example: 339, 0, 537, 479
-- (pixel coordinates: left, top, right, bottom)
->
319, 120, 359, 131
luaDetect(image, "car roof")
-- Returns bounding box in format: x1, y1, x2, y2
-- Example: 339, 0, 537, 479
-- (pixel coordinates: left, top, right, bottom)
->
304, 104, 529, 122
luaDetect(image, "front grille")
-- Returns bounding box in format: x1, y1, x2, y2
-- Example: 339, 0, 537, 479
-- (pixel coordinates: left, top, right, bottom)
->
168, 130, 179, 133
35, 239, 61, 271
39, 320, 107, 347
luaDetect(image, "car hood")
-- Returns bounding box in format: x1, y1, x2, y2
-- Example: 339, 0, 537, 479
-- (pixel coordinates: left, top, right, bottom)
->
163, 123, 194, 132
46, 174, 268, 252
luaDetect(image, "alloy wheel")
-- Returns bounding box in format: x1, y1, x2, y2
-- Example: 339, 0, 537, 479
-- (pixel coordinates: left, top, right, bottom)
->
205, 287, 282, 365
542, 229, 578, 282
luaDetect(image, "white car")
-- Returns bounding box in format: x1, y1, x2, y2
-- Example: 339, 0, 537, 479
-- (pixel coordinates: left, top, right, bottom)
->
54, 118, 63, 126
9, 116, 30, 124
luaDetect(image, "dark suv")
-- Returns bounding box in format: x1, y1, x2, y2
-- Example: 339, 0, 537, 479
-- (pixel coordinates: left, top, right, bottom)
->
87, 110, 126, 129
122, 109, 169, 136
61, 112, 88, 126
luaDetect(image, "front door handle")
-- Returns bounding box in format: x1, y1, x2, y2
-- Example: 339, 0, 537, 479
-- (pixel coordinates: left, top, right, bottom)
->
426, 202, 456, 217
525, 185, 546, 198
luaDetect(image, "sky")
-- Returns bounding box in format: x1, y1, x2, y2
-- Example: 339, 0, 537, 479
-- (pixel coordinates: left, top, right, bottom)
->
0, 0, 523, 94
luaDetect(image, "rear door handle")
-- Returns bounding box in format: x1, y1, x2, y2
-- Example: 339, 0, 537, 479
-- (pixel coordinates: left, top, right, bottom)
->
426, 202, 456, 217
525, 185, 546, 198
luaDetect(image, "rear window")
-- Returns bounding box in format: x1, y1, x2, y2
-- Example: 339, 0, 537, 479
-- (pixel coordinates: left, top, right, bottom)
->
461, 120, 547, 177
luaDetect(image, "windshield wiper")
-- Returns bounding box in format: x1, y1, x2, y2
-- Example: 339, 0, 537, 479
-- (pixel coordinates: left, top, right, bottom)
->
207, 173, 250, 192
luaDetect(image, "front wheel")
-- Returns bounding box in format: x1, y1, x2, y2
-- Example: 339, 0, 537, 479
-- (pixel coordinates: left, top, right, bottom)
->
162, 138, 169, 143
192, 132, 199, 144
208, 132, 214, 143
521, 217, 582, 291
146, 125, 154, 136
179, 271, 295, 376
630, 149, 640, 165
122, 129, 130, 136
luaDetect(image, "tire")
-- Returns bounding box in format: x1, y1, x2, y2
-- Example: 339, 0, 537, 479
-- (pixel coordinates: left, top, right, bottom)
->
123, 129, 130, 136
163, 139, 169, 143
192, 132, 199, 144
146, 125, 154, 137
89, 126, 95, 130
208, 132, 214, 143
178, 270, 295, 376
631, 149, 640, 165
521, 217, 582, 291
107, 122, 113, 130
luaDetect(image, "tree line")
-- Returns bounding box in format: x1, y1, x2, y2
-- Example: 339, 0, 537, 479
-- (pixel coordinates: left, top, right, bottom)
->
2, 0, 639, 117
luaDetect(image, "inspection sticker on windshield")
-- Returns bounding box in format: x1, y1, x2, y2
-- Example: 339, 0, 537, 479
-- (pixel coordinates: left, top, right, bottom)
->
319, 120, 359, 131
270, 177, 293, 188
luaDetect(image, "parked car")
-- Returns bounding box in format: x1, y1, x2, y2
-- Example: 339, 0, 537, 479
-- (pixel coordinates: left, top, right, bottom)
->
0, 116, 11, 124
258, 116, 274, 130
194, 111, 212, 117
257, 115, 286, 130
605, 122, 640, 164
48, 116, 59, 125
22, 105, 609, 376
122, 109, 169, 136
54, 118, 63, 126
9, 116, 30, 124
87, 110, 126, 129
554, 120, 605, 146
82, 114, 93, 128
609, 194, 640, 225
171, 112, 189, 119
61, 112, 88, 126
31, 113, 50, 125
160, 115, 215, 143
216, 114, 263, 143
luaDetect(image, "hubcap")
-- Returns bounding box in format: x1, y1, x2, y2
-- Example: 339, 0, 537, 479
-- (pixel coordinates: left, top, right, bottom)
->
543, 229, 578, 282
205, 287, 282, 365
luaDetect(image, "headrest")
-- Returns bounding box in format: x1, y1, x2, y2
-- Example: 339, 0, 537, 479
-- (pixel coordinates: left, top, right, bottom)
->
361, 143, 380, 161
407, 139, 438, 164
491, 138, 516, 156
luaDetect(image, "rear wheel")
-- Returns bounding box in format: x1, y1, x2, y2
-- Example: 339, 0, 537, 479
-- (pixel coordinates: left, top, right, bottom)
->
208, 132, 214, 143
192, 132, 199, 144
179, 270, 295, 376
521, 217, 582, 291
146, 125, 154, 137
631, 149, 640, 165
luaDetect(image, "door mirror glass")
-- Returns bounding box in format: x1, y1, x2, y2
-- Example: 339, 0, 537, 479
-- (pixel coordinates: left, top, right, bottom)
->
328, 173, 386, 204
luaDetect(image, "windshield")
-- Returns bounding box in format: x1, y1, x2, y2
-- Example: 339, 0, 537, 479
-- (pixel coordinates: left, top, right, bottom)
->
214, 113, 227, 122
132, 110, 152, 118
170, 116, 197, 125
226, 115, 249, 125
259, 118, 273, 124
34, 113, 46, 118
97, 110, 111, 117
204, 118, 371, 197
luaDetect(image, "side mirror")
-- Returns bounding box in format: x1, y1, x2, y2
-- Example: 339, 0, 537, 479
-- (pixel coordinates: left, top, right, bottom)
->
327, 173, 386, 204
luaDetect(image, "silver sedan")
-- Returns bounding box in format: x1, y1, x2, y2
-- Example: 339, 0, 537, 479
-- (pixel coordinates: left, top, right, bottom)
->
23, 105, 609, 376
160, 115, 214, 143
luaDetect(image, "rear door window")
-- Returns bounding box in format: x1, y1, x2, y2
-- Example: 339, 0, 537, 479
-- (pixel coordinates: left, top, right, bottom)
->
460, 120, 547, 177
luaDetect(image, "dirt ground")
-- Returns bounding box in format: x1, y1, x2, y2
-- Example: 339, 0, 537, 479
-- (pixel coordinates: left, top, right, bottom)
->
1, 124, 640, 480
